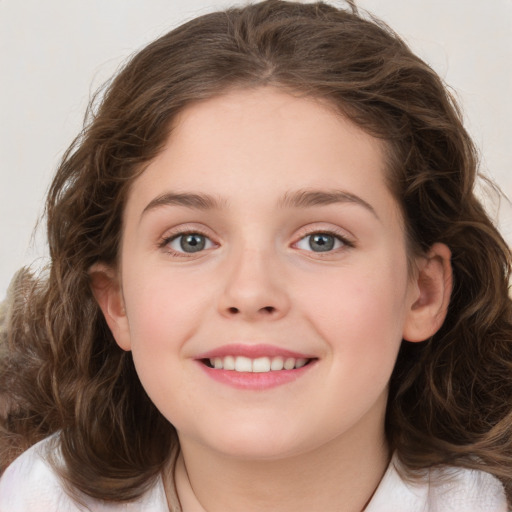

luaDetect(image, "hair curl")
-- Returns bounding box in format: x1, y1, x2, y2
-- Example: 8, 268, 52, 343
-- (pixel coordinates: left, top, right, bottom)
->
1, 0, 511, 503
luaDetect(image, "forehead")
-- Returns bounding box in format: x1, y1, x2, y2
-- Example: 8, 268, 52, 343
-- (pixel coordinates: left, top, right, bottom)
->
125, 87, 399, 226
171, 87, 386, 168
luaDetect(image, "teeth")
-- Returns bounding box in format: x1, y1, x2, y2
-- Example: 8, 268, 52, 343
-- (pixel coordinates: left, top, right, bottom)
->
270, 357, 284, 371
207, 355, 310, 372
253, 357, 271, 373
235, 356, 252, 372
295, 358, 307, 368
223, 355, 235, 370
284, 357, 295, 370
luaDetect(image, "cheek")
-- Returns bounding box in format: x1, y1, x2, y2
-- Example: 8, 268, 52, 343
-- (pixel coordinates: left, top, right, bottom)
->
120, 271, 212, 420
296, 263, 409, 426
299, 257, 410, 360
122, 267, 212, 355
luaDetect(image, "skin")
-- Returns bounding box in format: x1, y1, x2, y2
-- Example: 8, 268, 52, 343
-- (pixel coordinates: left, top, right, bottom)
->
92, 87, 452, 511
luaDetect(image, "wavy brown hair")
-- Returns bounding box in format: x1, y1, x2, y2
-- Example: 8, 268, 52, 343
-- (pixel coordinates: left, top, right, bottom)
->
1, 0, 511, 503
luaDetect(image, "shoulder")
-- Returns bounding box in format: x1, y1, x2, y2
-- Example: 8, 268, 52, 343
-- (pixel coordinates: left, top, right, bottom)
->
366, 455, 508, 512
425, 464, 508, 512
0, 436, 170, 512
0, 435, 77, 512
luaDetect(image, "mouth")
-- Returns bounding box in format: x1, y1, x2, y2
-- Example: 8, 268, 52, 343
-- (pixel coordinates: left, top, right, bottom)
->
195, 344, 317, 389
201, 355, 315, 373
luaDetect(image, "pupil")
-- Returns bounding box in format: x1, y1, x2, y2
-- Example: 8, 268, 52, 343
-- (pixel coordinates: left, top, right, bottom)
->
310, 234, 334, 252
181, 234, 205, 252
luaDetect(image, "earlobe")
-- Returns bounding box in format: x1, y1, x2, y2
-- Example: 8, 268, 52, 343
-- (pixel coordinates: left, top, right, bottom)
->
89, 263, 132, 351
402, 243, 453, 343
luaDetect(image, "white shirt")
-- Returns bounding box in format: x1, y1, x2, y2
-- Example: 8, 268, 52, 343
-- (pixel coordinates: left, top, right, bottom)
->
0, 436, 508, 511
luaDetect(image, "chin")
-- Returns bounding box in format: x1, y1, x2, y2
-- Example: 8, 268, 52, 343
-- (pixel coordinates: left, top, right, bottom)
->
180, 417, 327, 462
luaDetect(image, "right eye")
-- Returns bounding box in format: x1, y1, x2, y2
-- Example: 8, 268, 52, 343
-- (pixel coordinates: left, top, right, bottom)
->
167, 233, 215, 254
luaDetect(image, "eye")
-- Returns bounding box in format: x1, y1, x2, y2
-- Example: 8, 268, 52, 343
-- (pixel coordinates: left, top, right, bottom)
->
167, 233, 215, 253
295, 232, 347, 252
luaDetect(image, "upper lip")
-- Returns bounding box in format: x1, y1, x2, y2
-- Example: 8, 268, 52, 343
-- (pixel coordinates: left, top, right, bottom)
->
195, 344, 316, 360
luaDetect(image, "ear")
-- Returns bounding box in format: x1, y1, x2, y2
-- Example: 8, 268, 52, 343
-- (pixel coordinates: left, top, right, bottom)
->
89, 263, 132, 351
402, 243, 452, 342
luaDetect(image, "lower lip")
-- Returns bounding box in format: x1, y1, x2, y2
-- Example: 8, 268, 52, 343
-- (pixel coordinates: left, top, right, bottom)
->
196, 361, 316, 390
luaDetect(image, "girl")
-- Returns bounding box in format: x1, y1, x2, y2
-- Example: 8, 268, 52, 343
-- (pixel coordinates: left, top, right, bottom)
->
0, 1, 511, 510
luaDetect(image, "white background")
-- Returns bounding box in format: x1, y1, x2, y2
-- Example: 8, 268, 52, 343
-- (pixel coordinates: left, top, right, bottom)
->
1, 0, 511, 298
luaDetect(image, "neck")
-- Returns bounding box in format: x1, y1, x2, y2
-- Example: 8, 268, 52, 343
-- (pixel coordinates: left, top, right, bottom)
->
170, 413, 390, 512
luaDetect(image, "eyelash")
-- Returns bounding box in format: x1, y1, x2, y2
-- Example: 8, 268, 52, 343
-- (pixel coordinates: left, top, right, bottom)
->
158, 229, 216, 258
158, 227, 355, 258
293, 228, 355, 254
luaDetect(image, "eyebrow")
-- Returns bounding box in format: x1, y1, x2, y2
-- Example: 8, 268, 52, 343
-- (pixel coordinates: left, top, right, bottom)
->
141, 188, 378, 219
142, 192, 226, 216
278, 188, 379, 219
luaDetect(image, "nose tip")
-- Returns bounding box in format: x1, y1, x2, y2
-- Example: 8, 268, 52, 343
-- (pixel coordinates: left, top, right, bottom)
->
217, 252, 290, 321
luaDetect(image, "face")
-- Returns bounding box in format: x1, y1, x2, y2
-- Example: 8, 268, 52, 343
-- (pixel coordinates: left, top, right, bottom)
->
99, 88, 428, 461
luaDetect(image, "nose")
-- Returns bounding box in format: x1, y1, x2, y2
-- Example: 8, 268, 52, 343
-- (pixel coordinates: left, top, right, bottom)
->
217, 246, 290, 321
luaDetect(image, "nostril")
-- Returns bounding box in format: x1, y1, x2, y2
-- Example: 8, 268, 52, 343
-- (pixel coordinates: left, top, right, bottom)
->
224, 305, 277, 316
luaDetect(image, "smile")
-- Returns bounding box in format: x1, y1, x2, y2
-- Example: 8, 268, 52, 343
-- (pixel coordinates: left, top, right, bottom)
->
196, 345, 317, 390
204, 355, 311, 372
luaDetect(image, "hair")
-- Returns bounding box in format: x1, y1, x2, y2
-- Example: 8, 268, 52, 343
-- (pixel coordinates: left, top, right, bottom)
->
1, 0, 511, 503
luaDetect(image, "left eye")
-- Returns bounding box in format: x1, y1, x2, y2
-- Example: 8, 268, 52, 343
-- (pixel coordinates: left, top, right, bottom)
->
168, 233, 214, 253
295, 233, 345, 252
